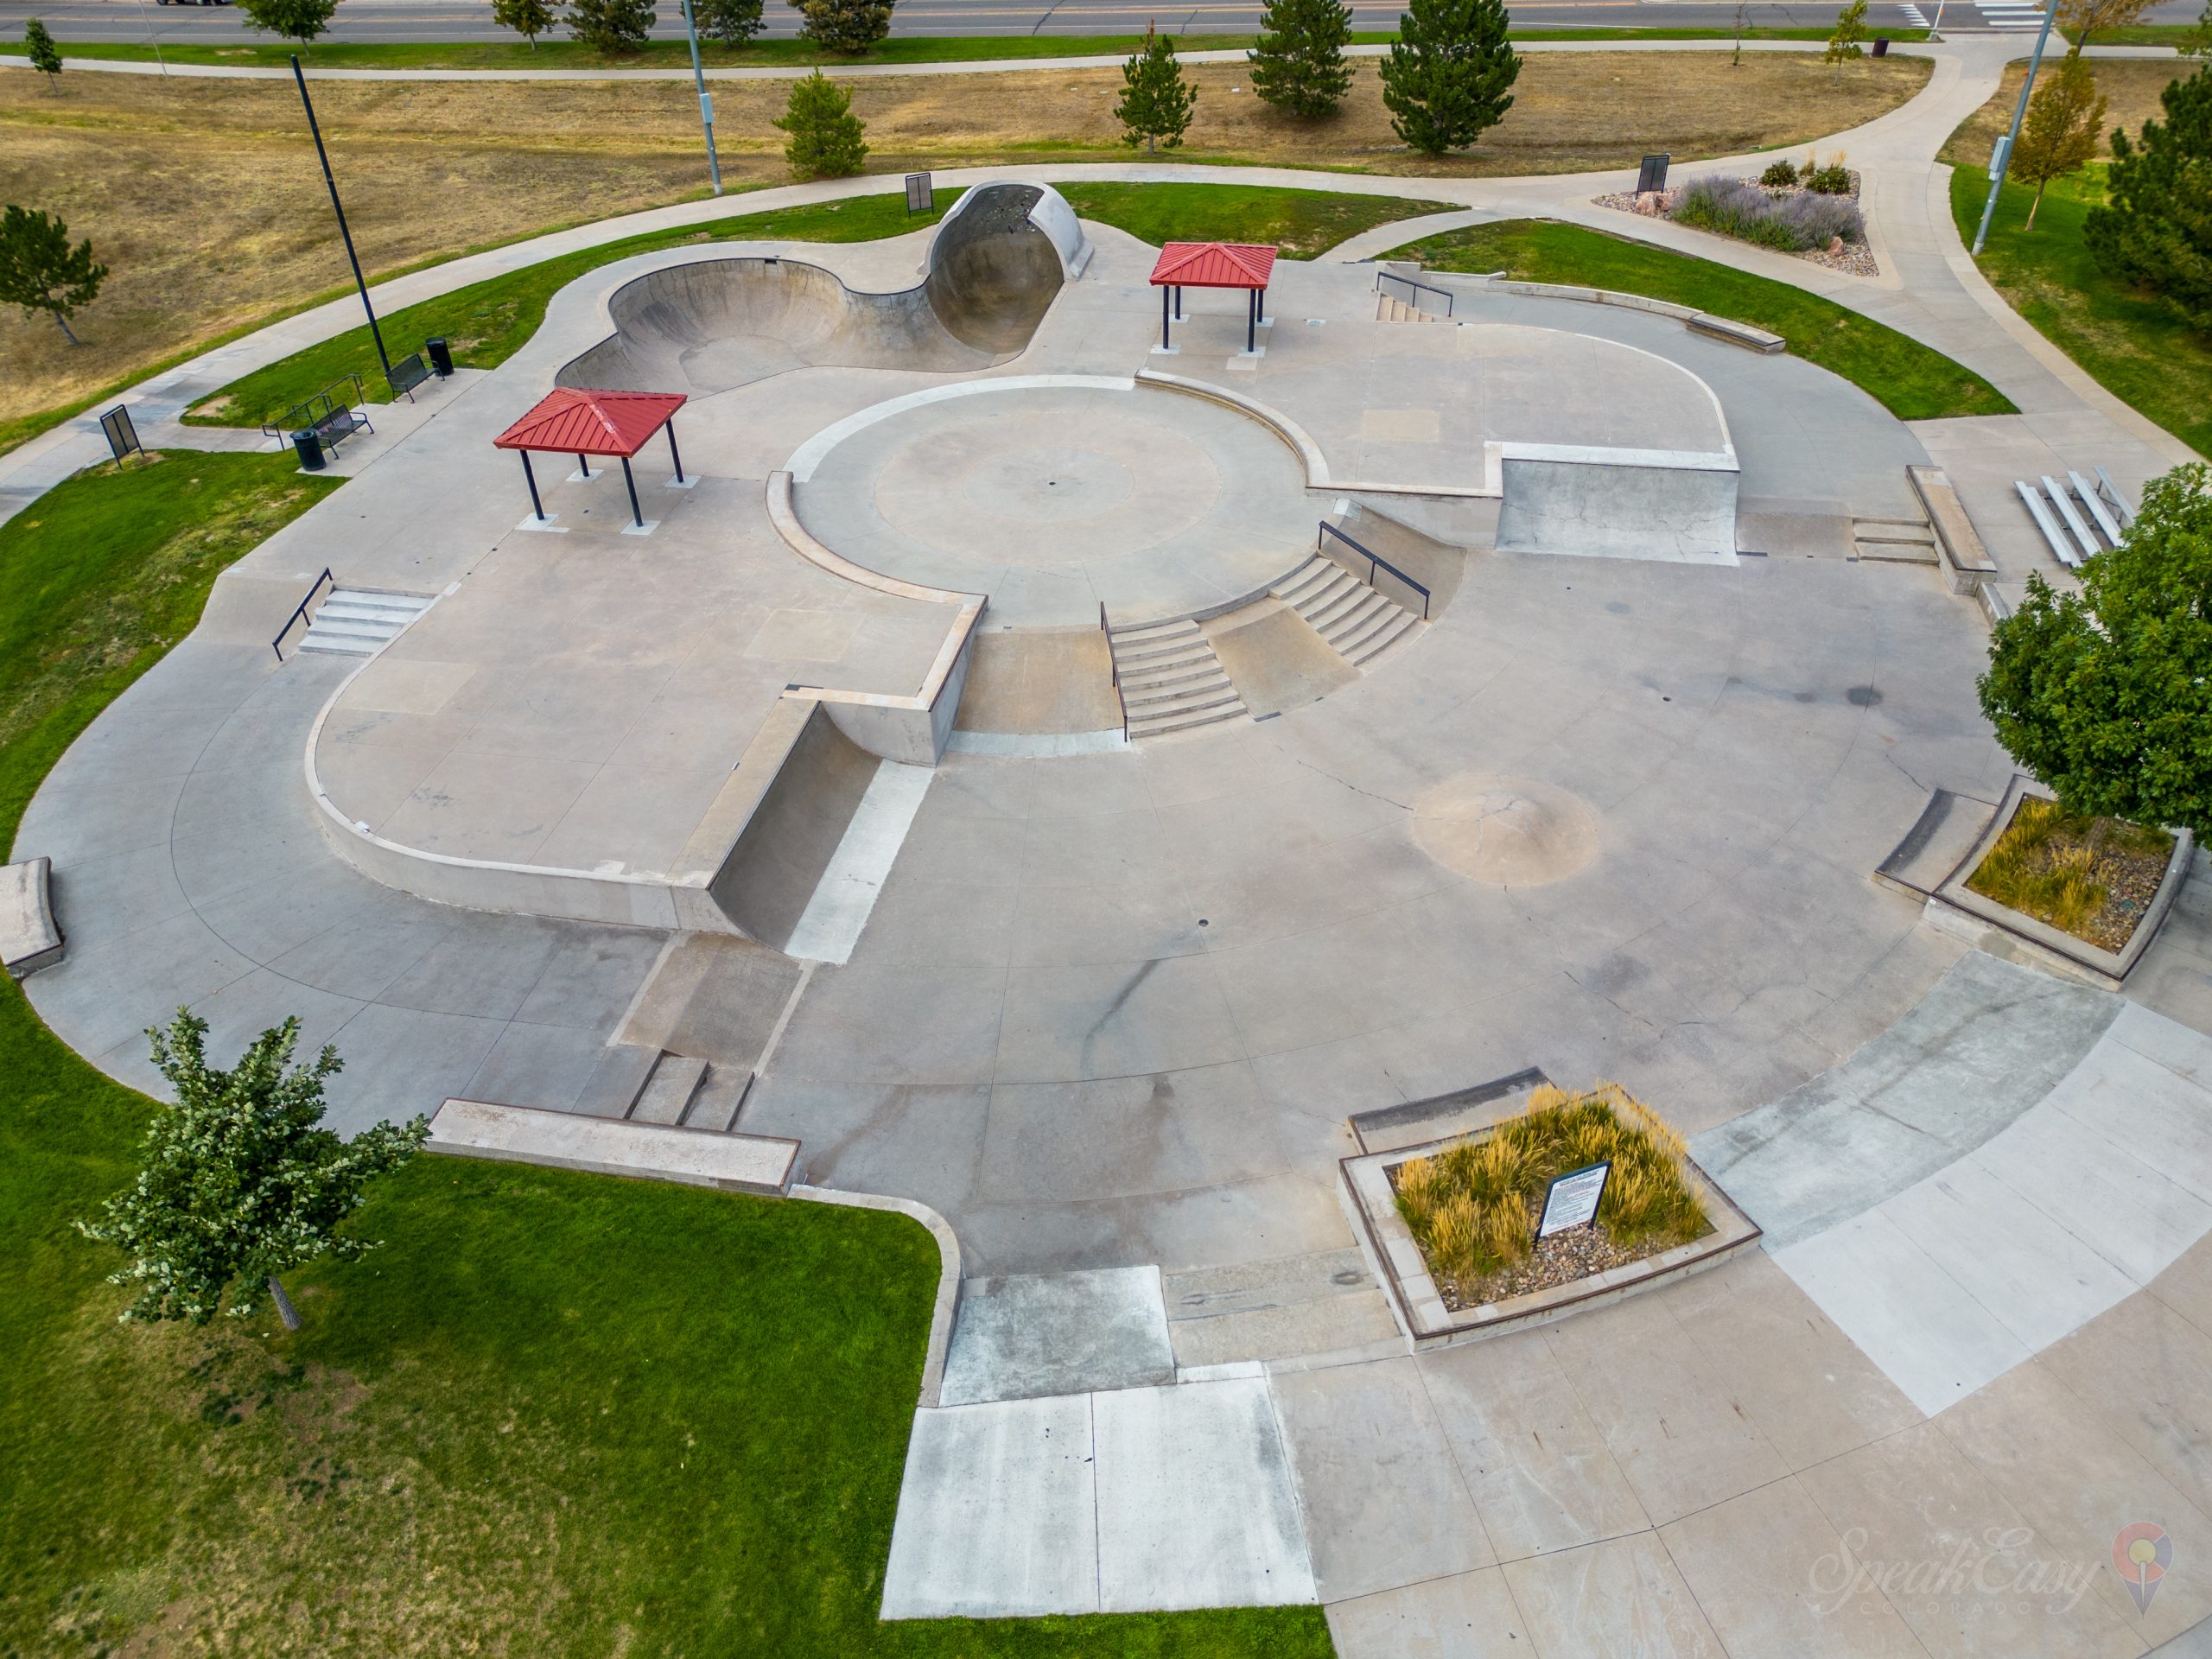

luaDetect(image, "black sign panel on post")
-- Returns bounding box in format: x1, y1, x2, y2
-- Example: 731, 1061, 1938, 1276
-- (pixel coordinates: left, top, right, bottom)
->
906, 171, 933, 215
99, 404, 142, 461
1537, 1160, 1611, 1239
1636, 153, 1671, 194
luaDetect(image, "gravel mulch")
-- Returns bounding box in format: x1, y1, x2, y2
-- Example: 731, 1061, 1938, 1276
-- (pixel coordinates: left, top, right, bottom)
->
1592, 172, 1880, 278
1429, 1217, 1698, 1313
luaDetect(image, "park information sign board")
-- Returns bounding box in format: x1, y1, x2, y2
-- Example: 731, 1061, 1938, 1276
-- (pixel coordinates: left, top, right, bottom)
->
1537, 1160, 1611, 1238
906, 172, 933, 215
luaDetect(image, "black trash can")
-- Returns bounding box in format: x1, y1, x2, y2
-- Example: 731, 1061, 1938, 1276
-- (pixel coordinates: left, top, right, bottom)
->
292, 429, 326, 471
427, 336, 454, 377
1872, 35, 1890, 54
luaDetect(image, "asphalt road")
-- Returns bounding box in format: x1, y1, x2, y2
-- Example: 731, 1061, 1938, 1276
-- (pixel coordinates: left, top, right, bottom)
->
13, 0, 2190, 48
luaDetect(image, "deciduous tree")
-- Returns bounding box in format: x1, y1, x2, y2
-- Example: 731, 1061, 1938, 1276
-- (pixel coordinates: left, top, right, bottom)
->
1826, 0, 1868, 68
2084, 61, 2212, 329
1979, 464, 2212, 834
563, 0, 653, 51
238, 0, 340, 48
777, 69, 868, 177
2012, 55, 2107, 228
78, 1013, 428, 1331
0, 204, 107, 344
1117, 22, 1198, 151
1378, 0, 1518, 156
1249, 0, 1354, 119
2057, 0, 2155, 54
786, 0, 893, 53
24, 18, 61, 82
491, 0, 556, 48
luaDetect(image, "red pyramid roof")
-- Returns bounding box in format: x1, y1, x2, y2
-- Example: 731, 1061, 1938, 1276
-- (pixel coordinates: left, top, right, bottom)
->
493, 388, 688, 458
1148, 242, 1278, 289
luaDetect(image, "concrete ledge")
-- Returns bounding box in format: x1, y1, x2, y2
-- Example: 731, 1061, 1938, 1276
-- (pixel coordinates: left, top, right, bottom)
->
767, 467, 977, 607
1338, 1122, 1760, 1353
2, 856, 64, 978
1928, 772, 2195, 989
1872, 786, 2000, 900
1687, 312, 1787, 353
1909, 464, 1999, 595
1486, 276, 1700, 322
428, 1096, 800, 1195
1134, 369, 1332, 488
794, 1183, 963, 1408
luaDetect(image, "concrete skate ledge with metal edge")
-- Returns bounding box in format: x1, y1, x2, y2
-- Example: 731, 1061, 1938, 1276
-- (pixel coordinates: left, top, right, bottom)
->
2, 857, 64, 978
429, 1096, 801, 1195
1908, 463, 1999, 595
1476, 275, 1784, 353
793, 1184, 965, 1408
1924, 771, 2196, 990
1338, 1126, 1760, 1354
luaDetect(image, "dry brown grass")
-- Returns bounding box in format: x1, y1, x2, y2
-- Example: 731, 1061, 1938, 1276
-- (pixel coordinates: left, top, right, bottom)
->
0, 54, 1928, 433
1940, 56, 2184, 168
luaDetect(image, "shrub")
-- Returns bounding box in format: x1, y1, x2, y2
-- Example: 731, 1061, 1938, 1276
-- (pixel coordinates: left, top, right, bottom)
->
1779, 188, 1865, 245
1760, 157, 1801, 188
776, 70, 867, 179
1670, 175, 1862, 251
1807, 162, 1854, 194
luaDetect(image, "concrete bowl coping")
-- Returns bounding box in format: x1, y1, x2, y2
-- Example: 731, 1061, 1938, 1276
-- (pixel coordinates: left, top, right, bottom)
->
1337, 1121, 1761, 1353
2, 856, 64, 978
1925, 771, 2196, 990
791, 1184, 964, 1409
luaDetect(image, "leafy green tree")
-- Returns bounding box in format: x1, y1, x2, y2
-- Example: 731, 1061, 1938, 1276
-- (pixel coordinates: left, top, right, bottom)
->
2085, 61, 2212, 330
563, 0, 654, 51
1249, 0, 1354, 119
0, 205, 107, 345
78, 1013, 428, 1331
1825, 0, 1868, 67
2057, 0, 2156, 53
1378, 0, 1518, 156
696, 0, 764, 41
1116, 22, 1197, 150
1979, 464, 2212, 834
491, 0, 556, 48
786, 0, 893, 53
776, 70, 868, 178
238, 0, 339, 48
2012, 56, 2107, 229
2182, 0, 2210, 56
24, 18, 61, 82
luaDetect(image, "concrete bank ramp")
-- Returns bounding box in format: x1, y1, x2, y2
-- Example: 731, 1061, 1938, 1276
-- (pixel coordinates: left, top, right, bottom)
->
562, 181, 1081, 396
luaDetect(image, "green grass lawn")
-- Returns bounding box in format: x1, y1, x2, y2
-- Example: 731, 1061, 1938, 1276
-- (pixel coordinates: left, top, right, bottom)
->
1389, 217, 2016, 422
0, 458, 1335, 1654
1950, 165, 2212, 460
191, 183, 1459, 428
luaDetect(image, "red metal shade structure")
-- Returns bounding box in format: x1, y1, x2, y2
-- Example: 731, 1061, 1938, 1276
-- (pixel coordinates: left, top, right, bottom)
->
493, 387, 690, 531
1148, 242, 1279, 355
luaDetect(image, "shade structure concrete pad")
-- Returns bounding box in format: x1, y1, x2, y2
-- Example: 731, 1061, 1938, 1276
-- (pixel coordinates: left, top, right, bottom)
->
939, 1264, 1174, 1406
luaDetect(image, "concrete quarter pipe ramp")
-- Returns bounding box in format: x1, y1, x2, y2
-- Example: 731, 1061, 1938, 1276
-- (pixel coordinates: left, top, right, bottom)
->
561, 181, 1084, 396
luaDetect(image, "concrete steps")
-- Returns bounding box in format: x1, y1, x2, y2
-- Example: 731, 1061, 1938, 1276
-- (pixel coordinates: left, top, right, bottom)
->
1107, 618, 1248, 740
1272, 556, 1423, 665
297, 588, 435, 657
1163, 1247, 1402, 1367
1852, 515, 1940, 565
574, 1044, 728, 1131
1375, 293, 1449, 324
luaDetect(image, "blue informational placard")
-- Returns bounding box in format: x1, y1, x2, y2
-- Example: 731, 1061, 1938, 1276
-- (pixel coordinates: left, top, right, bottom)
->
1537, 1160, 1611, 1238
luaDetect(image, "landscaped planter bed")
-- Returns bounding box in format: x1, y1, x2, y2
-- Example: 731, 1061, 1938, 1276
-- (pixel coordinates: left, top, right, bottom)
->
1596, 155, 1878, 276
1339, 1083, 1761, 1351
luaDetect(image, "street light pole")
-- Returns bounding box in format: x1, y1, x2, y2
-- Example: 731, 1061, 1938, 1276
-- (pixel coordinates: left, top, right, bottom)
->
291, 54, 392, 378
1971, 3, 2060, 255
677, 0, 723, 197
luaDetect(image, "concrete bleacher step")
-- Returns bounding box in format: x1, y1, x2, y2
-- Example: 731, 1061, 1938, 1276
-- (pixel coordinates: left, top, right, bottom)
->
296, 588, 435, 657
1162, 1247, 1402, 1368
1273, 556, 1425, 666
1108, 617, 1248, 739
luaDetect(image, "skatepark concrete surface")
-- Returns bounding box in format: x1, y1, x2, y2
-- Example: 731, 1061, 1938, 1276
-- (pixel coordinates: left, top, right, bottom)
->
16, 116, 2212, 1649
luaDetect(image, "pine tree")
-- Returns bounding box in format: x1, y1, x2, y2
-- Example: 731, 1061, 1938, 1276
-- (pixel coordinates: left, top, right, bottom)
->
24, 17, 61, 82
2085, 60, 2212, 329
696, 0, 764, 41
786, 0, 893, 53
238, 0, 339, 47
1116, 22, 1198, 152
777, 70, 868, 178
0, 205, 107, 345
563, 0, 654, 50
1825, 0, 1868, 67
1249, 0, 1353, 119
77, 1012, 428, 1331
2012, 56, 2107, 229
1378, 0, 1518, 156
492, 0, 556, 48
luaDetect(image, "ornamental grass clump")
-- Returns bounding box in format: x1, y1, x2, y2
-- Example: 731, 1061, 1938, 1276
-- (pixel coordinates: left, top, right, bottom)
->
1965, 795, 2173, 945
1391, 1084, 1709, 1295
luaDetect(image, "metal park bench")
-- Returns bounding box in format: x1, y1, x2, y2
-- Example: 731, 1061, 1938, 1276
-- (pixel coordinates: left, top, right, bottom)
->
385, 351, 431, 401
266, 373, 375, 457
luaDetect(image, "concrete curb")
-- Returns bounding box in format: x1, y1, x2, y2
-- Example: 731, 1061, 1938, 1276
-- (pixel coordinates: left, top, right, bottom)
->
792, 1184, 963, 1408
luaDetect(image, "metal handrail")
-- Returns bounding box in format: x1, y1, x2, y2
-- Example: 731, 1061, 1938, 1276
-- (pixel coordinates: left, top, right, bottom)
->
1320, 522, 1430, 620
1101, 601, 1128, 742
1374, 270, 1455, 318
272, 568, 335, 662
263, 373, 371, 442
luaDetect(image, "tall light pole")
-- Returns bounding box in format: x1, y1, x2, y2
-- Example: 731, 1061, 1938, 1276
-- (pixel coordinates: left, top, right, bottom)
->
293, 54, 392, 379
677, 0, 723, 196
1971, 3, 2060, 254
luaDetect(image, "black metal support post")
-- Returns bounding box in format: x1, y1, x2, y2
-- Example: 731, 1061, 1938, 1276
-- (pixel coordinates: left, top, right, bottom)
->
1257, 286, 1267, 324
1246, 289, 1256, 355
575, 452, 592, 479
292, 55, 390, 380
1173, 285, 1183, 321
620, 457, 644, 528
666, 420, 685, 484
1160, 286, 1171, 352
521, 451, 545, 520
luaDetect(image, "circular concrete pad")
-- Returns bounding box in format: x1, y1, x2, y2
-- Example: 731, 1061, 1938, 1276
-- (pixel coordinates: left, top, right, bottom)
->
1413, 774, 1602, 887
793, 382, 1314, 627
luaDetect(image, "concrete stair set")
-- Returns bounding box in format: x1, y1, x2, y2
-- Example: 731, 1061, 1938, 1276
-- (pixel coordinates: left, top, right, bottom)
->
1850, 513, 1941, 564
1375, 293, 1450, 323
574, 1044, 745, 1133
297, 588, 435, 657
1273, 555, 1425, 664
1107, 618, 1249, 739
